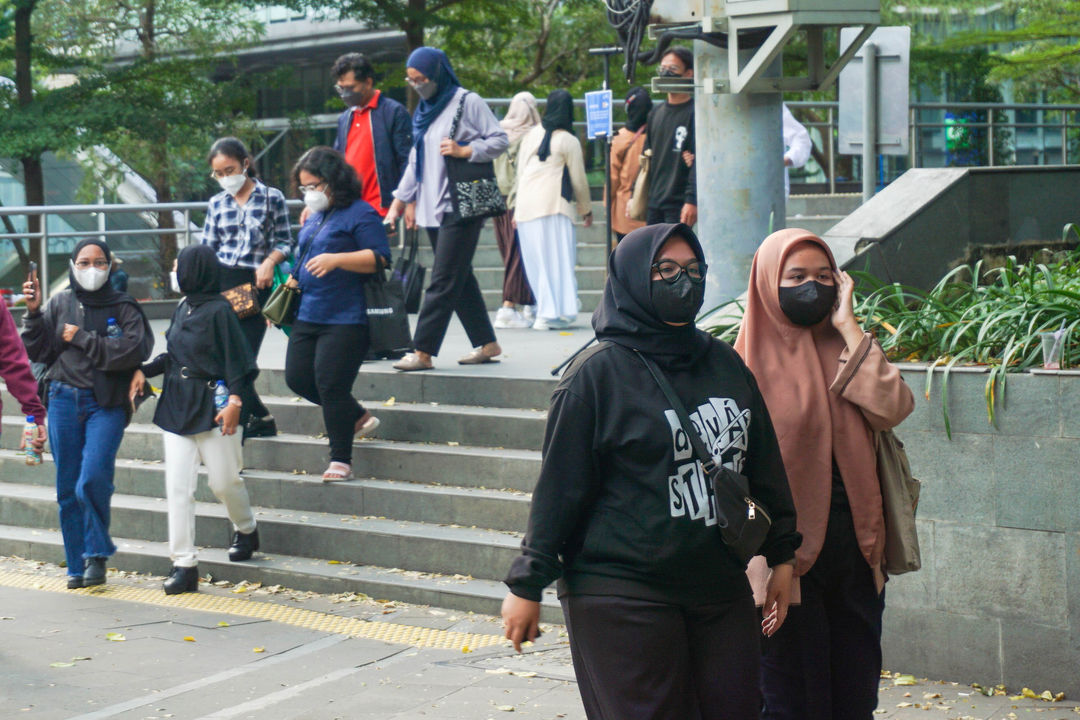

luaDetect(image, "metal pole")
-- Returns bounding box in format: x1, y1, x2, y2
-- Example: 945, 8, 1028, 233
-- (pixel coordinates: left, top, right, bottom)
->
988, 110, 995, 166
910, 106, 918, 168
40, 215, 49, 302
1063, 113, 1069, 165
183, 208, 191, 248
695, 42, 785, 308
861, 42, 878, 204
828, 106, 836, 195
602, 53, 613, 253
97, 185, 106, 244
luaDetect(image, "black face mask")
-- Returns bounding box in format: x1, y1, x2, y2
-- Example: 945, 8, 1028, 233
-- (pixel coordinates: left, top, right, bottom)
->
651, 276, 705, 325
340, 89, 368, 107
778, 280, 837, 326
658, 68, 682, 78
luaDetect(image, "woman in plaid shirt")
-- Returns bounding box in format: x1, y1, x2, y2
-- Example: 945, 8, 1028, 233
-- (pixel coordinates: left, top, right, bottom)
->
202, 137, 296, 441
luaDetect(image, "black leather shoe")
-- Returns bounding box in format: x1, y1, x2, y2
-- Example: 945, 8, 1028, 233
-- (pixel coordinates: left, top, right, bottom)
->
67, 575, 83, 590
163, 566, 199, 595
243, 415, 277, 441
228, 528, 260, 562
83, 557, 107, 587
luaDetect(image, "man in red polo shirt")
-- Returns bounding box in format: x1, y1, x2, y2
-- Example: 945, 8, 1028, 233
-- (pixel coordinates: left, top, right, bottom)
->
331, 53, 412, 217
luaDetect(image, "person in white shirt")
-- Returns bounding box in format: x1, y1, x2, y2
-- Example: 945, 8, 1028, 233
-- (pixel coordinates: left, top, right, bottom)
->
783, 104, 812, 198
512, 90, 592, 330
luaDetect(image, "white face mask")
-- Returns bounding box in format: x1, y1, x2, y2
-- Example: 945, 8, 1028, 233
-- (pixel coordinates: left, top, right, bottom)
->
303, 189, 330, 214
218, 173, 247, 196
70, 260, 109, 292
169, 271, 181, 294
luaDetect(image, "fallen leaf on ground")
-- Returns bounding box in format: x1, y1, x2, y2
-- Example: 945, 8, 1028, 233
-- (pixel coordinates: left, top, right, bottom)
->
253, 647, 265, 653
50, 661, 75, 668
217, 621, 229, 627
894, 675, 917, 686
183, 636, 195, 642
383, 397, 396, 406
105, 632, 125, 642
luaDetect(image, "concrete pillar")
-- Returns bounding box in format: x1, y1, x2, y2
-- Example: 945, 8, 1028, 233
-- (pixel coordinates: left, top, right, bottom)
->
694, 41, 785, 310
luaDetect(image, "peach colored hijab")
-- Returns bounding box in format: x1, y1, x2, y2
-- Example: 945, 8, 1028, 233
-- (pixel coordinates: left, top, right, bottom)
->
734, 229, 883, 576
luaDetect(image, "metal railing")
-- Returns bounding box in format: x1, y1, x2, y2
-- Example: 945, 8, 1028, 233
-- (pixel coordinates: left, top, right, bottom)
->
0, 200, 304, 300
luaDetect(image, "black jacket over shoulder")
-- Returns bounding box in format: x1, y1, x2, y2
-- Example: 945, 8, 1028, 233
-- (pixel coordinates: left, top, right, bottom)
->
504, 339, 800, 605
142, 298, 256, 436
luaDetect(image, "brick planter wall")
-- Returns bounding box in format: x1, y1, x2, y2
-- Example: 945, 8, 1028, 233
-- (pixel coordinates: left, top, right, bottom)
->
885, 366, 1080, 694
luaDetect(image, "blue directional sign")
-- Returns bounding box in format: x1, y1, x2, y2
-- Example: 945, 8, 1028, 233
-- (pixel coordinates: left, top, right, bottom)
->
585, 90, 613, 139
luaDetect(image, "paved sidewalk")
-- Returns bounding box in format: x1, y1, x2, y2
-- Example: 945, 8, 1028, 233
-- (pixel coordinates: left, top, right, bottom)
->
1, 557, 1077, 720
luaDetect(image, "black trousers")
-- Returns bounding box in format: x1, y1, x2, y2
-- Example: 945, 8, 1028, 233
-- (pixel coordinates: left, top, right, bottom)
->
562, 593, 761, 720
284, 321, 369, 464
412, 219, 497, 356
218, 266, 270, 424
646, 203, 683, 225
760, 505, 885, 720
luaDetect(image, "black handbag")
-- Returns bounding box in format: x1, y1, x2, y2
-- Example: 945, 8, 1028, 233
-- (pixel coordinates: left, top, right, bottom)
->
445, 92, 507, 222
392, 228, 426, 313
633, 348, 772, 566
364, 268, 413, 360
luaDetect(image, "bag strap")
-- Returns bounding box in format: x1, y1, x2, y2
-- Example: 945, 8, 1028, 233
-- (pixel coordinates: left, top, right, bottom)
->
629, 347, 718, 475
292, 210, 333, 278
447, 91, 469, 142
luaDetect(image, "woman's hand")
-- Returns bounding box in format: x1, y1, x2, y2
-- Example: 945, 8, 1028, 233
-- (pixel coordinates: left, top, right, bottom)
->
830, 270, 864, 350
62, 324, 79, 343
129, 369, 146, 403
255, 258, 276, 289
583, 211, 594, 229
384, 198, 404, 226
305, 254, 339, 278
19, 423, 46, 453
440, 138, 472, 159
501, 592, 541, 652
761, 562, 794, 637
22, 272, 40, 314
215, 396, 241, 435
285, 276, 299, 290
403, 202, 417, 230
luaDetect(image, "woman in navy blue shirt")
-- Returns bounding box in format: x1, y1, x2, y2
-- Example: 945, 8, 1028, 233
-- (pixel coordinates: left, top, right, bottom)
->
285, 146, 391, 481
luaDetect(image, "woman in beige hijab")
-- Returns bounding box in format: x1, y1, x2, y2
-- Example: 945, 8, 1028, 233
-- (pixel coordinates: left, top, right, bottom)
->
492, 91, 541, 329
734, 228, 914, 719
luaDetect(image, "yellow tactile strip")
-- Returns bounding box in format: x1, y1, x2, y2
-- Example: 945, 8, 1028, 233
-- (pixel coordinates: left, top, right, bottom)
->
0, 570, 504, 650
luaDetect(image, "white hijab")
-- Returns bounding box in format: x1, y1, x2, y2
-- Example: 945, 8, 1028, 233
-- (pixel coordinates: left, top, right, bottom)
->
500, 91, 541, 144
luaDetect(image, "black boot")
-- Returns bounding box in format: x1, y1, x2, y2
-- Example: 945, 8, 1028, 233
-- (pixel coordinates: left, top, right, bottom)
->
243, 415, 277, 441
228, 528, 260, 562
163, 566, 199, 595
67, 575, 83, 590
83, 557, 107, 587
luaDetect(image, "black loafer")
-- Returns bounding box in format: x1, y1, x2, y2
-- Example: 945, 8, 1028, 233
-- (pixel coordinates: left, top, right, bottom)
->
83, 557, 107, 587
228, 528, 260, 562
67, 575, 83, 590
243, 415, 277, 441
163, 566, 199, 595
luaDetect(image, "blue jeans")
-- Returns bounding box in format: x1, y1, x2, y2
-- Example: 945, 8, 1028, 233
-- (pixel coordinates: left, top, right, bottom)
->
48, 382, 126, 576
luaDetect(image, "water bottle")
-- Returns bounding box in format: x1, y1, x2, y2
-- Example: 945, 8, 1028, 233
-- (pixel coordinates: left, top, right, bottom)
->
106, 317, 121, 339
214, 380, 230, 412
23, 416, 42, 466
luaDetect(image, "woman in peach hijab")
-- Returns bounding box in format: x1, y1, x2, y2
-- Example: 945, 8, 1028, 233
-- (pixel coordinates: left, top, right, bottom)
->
734, 228, 914, 719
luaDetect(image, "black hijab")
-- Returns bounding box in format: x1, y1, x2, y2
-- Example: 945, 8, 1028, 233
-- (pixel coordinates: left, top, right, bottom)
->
176, 244, 227, 308
537, 89, 576, 203
69, 238, 144, 335
625, 87, 652, 132
592, 223, 712, 368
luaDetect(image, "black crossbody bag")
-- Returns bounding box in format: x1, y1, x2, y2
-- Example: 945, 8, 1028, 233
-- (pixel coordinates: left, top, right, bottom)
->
445, 92, 507, 222
631, 347, 772, 565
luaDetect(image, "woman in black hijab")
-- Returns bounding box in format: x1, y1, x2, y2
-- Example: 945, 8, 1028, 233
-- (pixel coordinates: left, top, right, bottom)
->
502, 224, 800, 719
21, 238, 153, 589
512, 89, 593, 330
131, 245, 260, 595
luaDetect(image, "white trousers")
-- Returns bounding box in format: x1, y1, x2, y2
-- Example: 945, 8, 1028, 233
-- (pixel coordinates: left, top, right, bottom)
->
163, 430, 256, 568
517, 214, 579, 321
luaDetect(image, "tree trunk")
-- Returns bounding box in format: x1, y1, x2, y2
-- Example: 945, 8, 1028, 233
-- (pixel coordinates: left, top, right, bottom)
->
404, 0, 426, 112
14, 0, 45, 275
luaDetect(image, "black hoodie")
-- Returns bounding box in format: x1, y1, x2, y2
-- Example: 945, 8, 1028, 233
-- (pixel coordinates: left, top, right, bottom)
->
141, 245, 257, 435
504, 224, 800, 604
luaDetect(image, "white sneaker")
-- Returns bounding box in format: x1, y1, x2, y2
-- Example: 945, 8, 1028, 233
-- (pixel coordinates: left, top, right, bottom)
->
546, 317, 573, 330
493, 307, 516, 328
522, 305, 536, 323
532, 318, 550, 331
496, 309, 530, 329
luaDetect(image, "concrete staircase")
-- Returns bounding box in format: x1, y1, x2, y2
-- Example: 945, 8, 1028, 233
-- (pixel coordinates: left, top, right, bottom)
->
457, 195, 860, 312
0, 367, 566, 622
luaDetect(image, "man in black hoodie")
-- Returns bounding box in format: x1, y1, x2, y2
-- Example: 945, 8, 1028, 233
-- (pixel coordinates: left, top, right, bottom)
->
502, 224, 800, 719
644, 47, 697, 227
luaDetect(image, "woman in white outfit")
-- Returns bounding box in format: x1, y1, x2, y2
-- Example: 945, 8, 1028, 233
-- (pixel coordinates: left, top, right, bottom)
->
513, 89, 592, 330
131, 244, 260, 594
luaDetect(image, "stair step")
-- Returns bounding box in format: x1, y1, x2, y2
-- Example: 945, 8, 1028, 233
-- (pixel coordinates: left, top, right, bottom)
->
0, 523, 564, 622
418, 243, 609, 268
0, 481, 524, 581
473, 265, 607, 292
0, 419, 543, 492
0, 450, 532, 532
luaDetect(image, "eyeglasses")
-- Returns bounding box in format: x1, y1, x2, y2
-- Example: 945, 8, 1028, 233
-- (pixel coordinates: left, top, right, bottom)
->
652, 259, 707, 284
405, 77, 429, 88
659, 64, 684, 75
334, 83, 361, 96
298, 181, 326, 194
209, 167, 244, 180
74, 259, 110, 270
